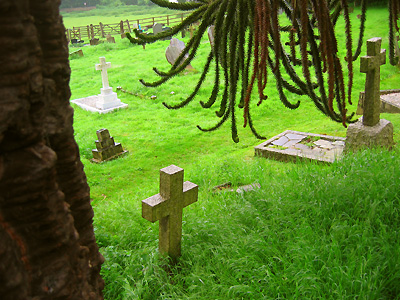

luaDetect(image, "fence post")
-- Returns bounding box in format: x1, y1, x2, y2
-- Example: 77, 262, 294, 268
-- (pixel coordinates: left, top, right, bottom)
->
152, 17, 155, 26
90, 24, 95, 39
99, 22, 105, 38
126, 19, 131, 32
167, 15, 169, 26
120, 20, 124, 33
86, 25, 91, 40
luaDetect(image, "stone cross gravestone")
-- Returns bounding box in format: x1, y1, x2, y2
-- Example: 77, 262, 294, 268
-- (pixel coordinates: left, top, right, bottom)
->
153, 23, 163, 35
70, 57, 128, 113
95, 57, 123, 110
345, 37, 394, 151
142, 165, 198, 261
360, 37, 386, 126
165, 38, 193, 69
91, 129, 128, 162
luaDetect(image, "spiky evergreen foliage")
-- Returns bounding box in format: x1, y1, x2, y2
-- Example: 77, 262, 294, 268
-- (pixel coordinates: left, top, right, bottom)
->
127, 0, 400, 142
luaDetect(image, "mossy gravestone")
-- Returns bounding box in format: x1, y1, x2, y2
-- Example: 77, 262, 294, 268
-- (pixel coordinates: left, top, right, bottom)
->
346, 37, 394, 151
165, 38, 194, 70
91, 129, 128, 163
142, 165, 198, 262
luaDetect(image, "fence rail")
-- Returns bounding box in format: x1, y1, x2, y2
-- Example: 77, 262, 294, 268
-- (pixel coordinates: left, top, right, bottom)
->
66, 12, 191, 43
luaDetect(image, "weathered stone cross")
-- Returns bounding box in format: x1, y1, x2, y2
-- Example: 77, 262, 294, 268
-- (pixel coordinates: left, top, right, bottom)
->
142, 165, 198, 261
95, 57, 112, 90
360, 37, 386, 126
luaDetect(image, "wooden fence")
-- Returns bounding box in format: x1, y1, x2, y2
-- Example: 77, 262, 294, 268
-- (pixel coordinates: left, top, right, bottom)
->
66, 12, 190, 43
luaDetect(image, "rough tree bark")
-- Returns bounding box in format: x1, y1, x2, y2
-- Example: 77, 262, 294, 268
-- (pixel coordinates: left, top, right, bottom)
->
0, 0, 104, 299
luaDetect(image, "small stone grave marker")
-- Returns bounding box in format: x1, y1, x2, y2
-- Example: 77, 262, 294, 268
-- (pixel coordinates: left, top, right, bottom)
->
69, 49, 84, 58
153, 23, 163, 35
165, 38, 193, 69
346, 37, 394, 151
90, 38, 100, 46
91, 129, 128, 163
142, 165, 198, 261
106, 34, 115, 43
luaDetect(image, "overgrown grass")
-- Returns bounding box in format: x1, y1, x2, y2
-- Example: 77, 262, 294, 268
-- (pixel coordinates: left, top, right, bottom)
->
97, 150, 400, 299
65, 6, 400, 299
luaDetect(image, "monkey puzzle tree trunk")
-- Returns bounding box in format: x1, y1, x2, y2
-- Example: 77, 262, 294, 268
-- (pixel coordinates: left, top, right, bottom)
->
0, 1, 104, 299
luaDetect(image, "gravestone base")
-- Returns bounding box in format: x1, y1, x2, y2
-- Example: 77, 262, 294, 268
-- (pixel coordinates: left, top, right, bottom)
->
96, 89, 123, 110
91, 146, 128, 163
345, 118, 394, 152
71, 95, 128, 114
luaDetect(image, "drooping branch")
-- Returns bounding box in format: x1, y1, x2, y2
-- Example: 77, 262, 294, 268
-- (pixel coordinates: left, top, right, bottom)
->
127, 0, 396, 142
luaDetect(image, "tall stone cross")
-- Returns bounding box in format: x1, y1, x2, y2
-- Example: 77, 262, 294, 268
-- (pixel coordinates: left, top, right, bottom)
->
360, 37, 386, 126
142, 165, 198, 261
95, 57, 112, 90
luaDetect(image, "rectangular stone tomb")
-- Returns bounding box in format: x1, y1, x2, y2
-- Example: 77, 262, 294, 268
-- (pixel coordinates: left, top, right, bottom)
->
254, 130, 345, 163
91, 129, 128, 163
357, 89, 400, 115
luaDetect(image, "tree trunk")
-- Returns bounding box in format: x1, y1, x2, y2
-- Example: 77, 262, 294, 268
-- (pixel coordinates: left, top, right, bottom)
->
0, 0, 104, 299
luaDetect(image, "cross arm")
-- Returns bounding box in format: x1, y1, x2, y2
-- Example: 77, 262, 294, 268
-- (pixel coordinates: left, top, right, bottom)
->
142, 194, 170, 222
95, 62, 111, 71
360, 49, 386, 73
183, 181, 198, 207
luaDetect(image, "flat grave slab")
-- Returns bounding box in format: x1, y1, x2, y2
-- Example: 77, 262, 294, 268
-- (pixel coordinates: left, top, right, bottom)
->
357, 89, 400, 114
71, 96, 128, 114
255, 130, 345, 163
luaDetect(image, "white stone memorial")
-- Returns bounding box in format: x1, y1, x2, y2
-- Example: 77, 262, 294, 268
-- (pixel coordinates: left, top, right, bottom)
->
95, 57, 121, 110
71, 56, 128, 113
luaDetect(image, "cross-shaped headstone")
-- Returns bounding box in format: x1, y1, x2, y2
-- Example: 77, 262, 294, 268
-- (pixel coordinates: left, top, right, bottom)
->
360, 37, 386, 126
142, 165, 198, 261
95, 57, 112, 90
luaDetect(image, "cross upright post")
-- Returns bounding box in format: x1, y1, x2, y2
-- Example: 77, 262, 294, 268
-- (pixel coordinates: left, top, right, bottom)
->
142, 165, 198, 262
360, 37, 386, 126
95, 57, 112, 91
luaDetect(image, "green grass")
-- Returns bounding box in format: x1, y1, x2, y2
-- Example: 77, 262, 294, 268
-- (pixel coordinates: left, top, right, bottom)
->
61, 4, 179, 28
65, 5, 400, 299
